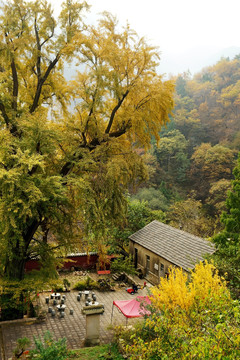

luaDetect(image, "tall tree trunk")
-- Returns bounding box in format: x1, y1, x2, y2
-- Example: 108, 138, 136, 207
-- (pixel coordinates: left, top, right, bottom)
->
1, 219, 40, 321
1, 256, 26, 321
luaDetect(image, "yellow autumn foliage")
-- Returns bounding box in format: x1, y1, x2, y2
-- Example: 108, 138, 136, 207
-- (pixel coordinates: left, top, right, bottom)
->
123, 261, 239, 359
150, 266, 194, 312
189, 260, 229, 303
150, 261, 230, 314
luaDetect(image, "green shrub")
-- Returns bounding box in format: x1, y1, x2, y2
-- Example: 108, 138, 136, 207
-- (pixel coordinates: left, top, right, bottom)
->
73, 276, 99, 291
63, 278, 71, 290
110, 256, 136, 276
29, 331, 68, 360
13, 337, 31, 359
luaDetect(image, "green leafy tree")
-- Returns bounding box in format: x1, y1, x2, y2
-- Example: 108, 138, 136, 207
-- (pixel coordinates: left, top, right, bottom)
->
206, 178, 232, 217
167, 197, 216, 238
110, 200, 165, 255
189, 143, 236, 202
110, 255, 136, 276
212, 153, 240, 298
0, 0, 174, 319
153, 129, 190, 184
173, 95, 202, 151
132, 187, 169, 211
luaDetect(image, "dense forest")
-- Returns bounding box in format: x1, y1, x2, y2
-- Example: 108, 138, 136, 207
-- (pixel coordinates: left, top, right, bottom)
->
131, 56, 240, 238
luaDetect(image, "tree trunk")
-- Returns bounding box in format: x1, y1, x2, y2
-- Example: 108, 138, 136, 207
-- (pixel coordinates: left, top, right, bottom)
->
1, 219, 40, 321
1, 255, 26, 321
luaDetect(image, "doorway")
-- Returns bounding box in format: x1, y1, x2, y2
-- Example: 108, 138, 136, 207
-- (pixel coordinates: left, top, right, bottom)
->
134, 248, 138, 269
146, 255, 150, 275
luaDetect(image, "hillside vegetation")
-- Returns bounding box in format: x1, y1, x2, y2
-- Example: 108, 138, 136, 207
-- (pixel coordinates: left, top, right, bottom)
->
132, 56, 240, 237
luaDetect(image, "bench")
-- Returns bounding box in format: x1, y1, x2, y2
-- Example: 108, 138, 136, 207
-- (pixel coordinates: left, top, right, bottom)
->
97, 270, 111, 275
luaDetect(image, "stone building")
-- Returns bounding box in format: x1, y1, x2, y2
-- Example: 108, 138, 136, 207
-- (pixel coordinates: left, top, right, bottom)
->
129, 220, 216, 285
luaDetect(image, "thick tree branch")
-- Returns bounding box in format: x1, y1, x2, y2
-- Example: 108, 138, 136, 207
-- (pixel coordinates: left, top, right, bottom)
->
29, 53, 61, 113
109, 127, 129, 138
0, 102, 19, 134
0, 101, 10, 126
23, 218, 41, 250
34, 17, 41, 78
105, 90, 129, 134
60, 122, 131, 177
11, 58, 18, 111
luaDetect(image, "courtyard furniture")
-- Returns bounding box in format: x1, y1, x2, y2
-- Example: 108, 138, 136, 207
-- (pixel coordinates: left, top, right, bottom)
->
84, 290, 90, 299
51, 292, 61, 300
57, 304, 66, 312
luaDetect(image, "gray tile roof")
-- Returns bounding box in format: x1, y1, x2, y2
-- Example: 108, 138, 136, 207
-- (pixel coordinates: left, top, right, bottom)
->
129, 220, 216, 272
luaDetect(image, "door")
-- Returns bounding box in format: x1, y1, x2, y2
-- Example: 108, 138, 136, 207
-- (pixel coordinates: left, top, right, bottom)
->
146, 255, 150, 276
134, 248, 138, 269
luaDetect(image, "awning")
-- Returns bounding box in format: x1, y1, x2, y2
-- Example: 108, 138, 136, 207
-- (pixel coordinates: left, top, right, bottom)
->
111, 296, 151, 322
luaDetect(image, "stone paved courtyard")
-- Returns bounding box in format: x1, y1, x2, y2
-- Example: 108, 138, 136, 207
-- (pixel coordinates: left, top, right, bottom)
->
0, 283, 150, 360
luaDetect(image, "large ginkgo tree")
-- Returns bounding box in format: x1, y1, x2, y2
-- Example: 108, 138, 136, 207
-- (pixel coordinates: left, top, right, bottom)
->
0, 0, 174, 318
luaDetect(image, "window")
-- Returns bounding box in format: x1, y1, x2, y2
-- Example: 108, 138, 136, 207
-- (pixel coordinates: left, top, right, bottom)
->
160, 263, 164, 272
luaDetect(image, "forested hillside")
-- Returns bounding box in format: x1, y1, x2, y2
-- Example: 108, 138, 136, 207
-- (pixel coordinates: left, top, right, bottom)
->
132, 56, 240, 237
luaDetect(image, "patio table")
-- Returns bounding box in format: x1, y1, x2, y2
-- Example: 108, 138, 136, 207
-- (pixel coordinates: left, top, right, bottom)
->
57, 304, 66, 311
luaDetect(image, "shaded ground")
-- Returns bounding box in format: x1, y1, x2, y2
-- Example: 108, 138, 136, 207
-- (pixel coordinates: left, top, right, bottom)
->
0, 274, 151, 360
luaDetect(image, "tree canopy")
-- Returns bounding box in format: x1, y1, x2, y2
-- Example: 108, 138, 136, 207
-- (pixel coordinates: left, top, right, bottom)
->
0, 0, 174, 318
